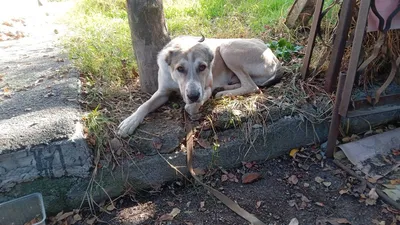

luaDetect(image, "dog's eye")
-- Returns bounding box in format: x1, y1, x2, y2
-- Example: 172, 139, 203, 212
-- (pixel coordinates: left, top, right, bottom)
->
199, 64, 206, 71
177, 66, 185, 73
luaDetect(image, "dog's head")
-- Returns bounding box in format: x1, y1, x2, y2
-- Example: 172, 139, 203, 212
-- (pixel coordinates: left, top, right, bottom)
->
164, 41, 214, 104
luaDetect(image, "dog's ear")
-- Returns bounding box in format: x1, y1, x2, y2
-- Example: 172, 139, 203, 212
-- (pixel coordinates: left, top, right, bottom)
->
204, 47, 214, 65
164, 48, 180, 66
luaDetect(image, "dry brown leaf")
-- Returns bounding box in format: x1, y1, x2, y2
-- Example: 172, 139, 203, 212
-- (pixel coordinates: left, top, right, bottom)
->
193, 168, 205, 175
106, 204, 115, 211
256, 201, 263, 209
158, 214, 173, 222
57, 211, 74, 221
86, 217, 96, 225
221, 174, 228, 182
366, 188, 379, 206
390, 179, 400, 185
72, 214, 82, 223
301, 195, 311, 203
288, 175, 299, 185
242, 172, 262, 184
339, 189, 349, 195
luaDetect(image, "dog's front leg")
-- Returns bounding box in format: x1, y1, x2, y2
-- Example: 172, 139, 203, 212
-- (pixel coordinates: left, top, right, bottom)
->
118, 90, 170, 137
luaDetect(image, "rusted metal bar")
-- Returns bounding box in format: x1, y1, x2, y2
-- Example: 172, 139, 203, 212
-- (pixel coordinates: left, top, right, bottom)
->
324, 0, 355, 93
338, 0, 371, 117
351, 93, 400, 110
300, 0, 325, 80
326, 72, 346, 158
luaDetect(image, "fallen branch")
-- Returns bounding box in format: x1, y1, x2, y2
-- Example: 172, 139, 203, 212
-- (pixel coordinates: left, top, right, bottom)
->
333, 159, 400, 210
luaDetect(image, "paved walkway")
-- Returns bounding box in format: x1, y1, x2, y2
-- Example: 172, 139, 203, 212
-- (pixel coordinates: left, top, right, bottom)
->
0, 0, 91, 192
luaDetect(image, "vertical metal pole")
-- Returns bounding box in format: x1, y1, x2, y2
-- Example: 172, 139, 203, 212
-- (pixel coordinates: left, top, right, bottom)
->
300, 0, 325, 79
326, 72, 346, 158
324, 0, 355, 93
338, 0, 371, 116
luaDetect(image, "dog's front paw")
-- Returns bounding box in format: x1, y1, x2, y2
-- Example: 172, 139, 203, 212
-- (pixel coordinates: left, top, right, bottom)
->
117, 115, 141, 138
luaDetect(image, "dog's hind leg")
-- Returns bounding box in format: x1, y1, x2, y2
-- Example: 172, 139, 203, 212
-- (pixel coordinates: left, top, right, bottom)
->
118, 89, 170, 137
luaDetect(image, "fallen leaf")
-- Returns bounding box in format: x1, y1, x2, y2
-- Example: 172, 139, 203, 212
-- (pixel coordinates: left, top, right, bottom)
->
339, 189, 349, 195
315, 202, 325, 207
372, 219, 386, 225
366, 188, 379, 206
316, 217, 351, 225
315, 176, 324, 183
185, 222, 194, 225
289, 218, 299, 225
303, 182, 310, 187
256, 201, 263, 209
301, 195, 311, 203
392, 149, 400, 156
158, 214, 173, 222
221, 174, 228, 182
342, 137, 351, 143
193, 168, 206, 175
289, 148, 299, 158
242, 172, 262, 184
152, 137, 163, 150
390, 179, 400, 185
169, 208, 181, 218
367, 175, 383, 184
73, 214, 82, 222
106, 204, 115, 211
288, 175, 299, 185
86, 217, 96, 225
57, 211, 74, 221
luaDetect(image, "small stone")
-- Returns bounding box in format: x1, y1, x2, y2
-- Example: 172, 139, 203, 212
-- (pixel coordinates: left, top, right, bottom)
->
323, 181, 332, 187
314, 176, 324, 183
375, 129, 384, 134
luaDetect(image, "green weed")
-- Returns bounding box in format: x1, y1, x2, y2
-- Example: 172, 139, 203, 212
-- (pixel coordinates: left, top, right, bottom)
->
267, 38, 303, 62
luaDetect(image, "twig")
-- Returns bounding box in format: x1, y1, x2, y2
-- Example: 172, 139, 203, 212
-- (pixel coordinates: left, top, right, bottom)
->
333, 159, 400, 210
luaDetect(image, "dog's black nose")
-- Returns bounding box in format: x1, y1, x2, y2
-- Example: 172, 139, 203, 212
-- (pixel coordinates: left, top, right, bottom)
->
187, 91, 200, 102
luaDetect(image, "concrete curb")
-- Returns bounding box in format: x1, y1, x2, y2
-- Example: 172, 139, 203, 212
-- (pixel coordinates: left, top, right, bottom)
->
1, 108, 399, 214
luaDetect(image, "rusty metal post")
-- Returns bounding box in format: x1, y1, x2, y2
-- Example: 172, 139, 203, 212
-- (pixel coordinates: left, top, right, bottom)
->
326, 72, 346, 158
338, 0, 371, 116
324, 0, 355, 93
300, 0, 325, 79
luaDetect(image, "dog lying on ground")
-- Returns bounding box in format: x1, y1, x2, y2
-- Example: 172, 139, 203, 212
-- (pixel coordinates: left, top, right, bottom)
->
118, 36, 283, 137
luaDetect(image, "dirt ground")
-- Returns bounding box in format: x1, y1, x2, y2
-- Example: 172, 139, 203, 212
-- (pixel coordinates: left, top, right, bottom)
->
61, 143, 399, 225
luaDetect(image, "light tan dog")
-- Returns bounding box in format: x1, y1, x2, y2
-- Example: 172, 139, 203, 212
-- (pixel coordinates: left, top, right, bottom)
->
118, 36, 282, 137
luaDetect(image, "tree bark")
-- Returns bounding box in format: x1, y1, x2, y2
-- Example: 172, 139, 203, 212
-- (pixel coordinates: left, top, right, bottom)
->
126, 0, 170, 94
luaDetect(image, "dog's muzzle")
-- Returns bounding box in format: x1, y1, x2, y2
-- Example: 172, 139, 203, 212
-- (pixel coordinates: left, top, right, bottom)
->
187, 90, 200, 103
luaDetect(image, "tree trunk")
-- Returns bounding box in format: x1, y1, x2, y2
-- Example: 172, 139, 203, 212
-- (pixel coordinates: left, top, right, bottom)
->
126, 0, 170, 94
